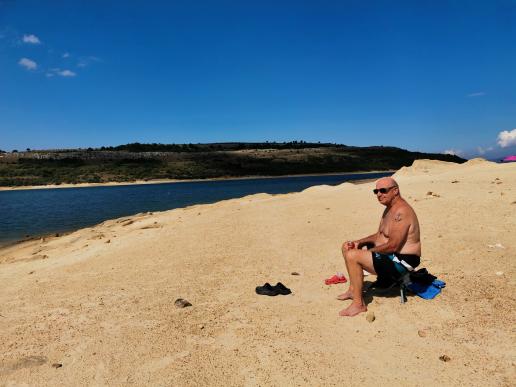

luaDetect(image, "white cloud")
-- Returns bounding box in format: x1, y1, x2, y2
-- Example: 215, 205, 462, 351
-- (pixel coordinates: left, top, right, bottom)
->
57, 69, 76, 77
23, 34, 41, 44
497, 129, 516, 148
476, 146, 494, 155
77, 56, 101, 67
443, 149, 463, 156
46, 68, 77, 77
18, 57, 37, 70
467, 92, 485, 97
62, 52, 70, 58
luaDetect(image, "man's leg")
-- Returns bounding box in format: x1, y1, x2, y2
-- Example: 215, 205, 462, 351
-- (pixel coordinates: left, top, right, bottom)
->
339, 249, 376, 317
337, 243, 354, 300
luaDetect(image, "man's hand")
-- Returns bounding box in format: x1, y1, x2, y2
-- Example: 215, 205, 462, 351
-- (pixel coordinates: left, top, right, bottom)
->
343, 241, 356, 251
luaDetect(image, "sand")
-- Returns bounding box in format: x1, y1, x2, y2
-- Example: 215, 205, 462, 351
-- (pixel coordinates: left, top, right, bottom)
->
0, 159, 514, 386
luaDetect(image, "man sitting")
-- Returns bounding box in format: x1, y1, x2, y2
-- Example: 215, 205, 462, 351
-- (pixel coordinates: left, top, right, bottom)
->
338, 177, 421, 317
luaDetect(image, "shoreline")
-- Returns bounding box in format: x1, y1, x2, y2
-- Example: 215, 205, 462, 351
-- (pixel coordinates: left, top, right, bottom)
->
0, 170, 393, 191
0, 173, 384, 249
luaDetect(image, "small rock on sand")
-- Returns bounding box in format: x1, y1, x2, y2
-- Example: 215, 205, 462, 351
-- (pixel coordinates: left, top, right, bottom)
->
366, 311, 375, 323
439, 355, 451, 362
418, 330, 427, 337
105, 239, 111, 244
291, 272, 300, 276
51, 363, 62, 368
174, 298, 192, 308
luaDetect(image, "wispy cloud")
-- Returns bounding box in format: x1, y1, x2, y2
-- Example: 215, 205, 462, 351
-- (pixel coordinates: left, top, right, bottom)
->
443, 149, 463, 157
58, 69, 76, 77
77, 56, 101, 67
46, 68, 77, 77
497, 129, 516, 148
467, 92, 486, 97
22, 34, 41, 44
476, 146, 493, 155
18, 57, 37, 70
62, 52, 70, 58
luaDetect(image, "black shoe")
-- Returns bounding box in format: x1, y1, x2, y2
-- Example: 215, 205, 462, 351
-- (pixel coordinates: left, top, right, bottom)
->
273, 282, 291, 295
256, 283, 279, 296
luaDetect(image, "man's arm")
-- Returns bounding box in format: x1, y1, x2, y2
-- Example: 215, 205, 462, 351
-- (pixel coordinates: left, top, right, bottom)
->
370, 209, 410, 253
354, 233, 378, 249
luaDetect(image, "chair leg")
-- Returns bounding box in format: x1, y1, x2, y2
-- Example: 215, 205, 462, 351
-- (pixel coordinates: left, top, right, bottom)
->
400, 285, 407, 304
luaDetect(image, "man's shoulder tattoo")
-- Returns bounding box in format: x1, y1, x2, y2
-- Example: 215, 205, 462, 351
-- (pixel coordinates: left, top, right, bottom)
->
394, 212, 403, 222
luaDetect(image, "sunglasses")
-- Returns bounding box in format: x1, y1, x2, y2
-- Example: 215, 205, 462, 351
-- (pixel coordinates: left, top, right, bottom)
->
373, 186, 397, 195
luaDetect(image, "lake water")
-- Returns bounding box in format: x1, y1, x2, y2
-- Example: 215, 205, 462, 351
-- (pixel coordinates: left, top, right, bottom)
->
0, 172, 391, 246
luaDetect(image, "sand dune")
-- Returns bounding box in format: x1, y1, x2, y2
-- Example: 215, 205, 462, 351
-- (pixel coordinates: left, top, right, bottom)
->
1, 159, 515, 386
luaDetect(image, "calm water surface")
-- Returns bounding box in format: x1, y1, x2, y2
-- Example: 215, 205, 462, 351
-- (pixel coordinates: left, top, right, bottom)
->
0, 172, 391, 246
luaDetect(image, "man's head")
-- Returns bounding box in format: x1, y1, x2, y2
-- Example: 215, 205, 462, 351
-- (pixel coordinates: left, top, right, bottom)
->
374, 177, 400, 206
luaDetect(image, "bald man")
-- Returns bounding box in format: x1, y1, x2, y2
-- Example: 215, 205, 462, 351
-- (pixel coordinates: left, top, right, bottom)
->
338, 177, 421, 317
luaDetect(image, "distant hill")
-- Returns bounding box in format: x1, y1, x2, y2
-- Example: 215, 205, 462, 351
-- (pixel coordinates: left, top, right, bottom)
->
0, 142, 465, 187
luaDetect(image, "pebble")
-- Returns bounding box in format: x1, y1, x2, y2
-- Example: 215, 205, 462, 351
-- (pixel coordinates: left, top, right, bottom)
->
418, 330, 427, 337
439, 355, 451, 362
366, 311, 375, 323
174, 298, 192, 308
105, 239, 111, 244
291, 272, 300, 276
51, 363, 62, 368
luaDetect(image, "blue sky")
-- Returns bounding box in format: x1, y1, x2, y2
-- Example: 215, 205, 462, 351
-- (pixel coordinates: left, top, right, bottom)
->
1, 1, 515, 159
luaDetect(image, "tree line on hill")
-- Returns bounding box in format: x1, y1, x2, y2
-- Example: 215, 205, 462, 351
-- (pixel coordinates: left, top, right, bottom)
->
0, 142, 465, 186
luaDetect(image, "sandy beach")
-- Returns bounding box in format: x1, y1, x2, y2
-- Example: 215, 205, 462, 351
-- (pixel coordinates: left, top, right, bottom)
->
0, 159, 514, 386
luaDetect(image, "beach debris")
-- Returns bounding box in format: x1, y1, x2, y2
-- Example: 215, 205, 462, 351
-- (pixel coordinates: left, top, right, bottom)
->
439, 355, 451, 362
451, 180, 459, 183
418, 330, 427, 337
51, 363, 63, 369
291, 272, 300, 276
495, 271, 504, 276
140, 224, 161, 230
198, 324, 205, 330
174, 298, 192, 308
366, 311, 375, 323
487, 243, 505, 249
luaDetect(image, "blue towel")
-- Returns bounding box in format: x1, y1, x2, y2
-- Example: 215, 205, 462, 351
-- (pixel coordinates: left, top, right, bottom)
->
407, 279, 446, 300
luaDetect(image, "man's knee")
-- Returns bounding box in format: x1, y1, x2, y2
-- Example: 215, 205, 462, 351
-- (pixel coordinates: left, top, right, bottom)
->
344, 248, 358, 262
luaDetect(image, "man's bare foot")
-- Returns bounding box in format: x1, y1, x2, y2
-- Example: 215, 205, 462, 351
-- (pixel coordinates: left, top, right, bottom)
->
336, 290, 354, 301
339, 303, 367, 317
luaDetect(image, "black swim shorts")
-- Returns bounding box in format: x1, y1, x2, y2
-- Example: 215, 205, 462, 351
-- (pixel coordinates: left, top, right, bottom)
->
372, 252, 420, 281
